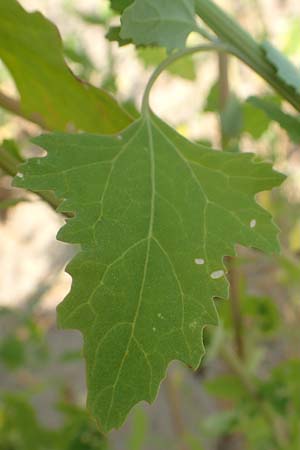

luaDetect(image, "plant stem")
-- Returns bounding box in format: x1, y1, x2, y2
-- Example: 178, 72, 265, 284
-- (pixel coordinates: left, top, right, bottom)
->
217, 52, 230, 148
0, 146, 71, 216
165, 374, 189, 450
141, 43, 227, 114
195, 0, 300, 112
217, 52, 245, 359
217, 52, 246, 450
220, 344, 256, 394
195, 24, 217, 42
0, 90, 47, 129
218, 53, 230, 113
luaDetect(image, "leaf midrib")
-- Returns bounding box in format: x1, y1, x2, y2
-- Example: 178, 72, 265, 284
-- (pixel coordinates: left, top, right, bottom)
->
104, 115, 156, 427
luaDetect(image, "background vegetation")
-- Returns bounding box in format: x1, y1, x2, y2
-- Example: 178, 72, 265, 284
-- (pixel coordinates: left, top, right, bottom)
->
0, 0, 300, 449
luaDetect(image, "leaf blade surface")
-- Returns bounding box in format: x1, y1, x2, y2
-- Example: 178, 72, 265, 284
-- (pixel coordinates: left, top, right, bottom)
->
120, 0, 197, 51
14, 114, 284, 432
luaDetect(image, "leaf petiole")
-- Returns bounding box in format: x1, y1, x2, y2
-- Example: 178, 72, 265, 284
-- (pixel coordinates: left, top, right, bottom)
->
141, 43, 228, 114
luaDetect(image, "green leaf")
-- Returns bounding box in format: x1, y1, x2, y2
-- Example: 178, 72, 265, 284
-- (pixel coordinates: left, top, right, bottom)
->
243, 295, 280, 334
0, 335, 25, 369
14, 113, 284, 432
242, 100, 272, 139
59, 403, 108, 450
106, 26, 133, 47
0, 394, 56, 450
247, 96, 300, 144
204, 375, 245, 400
120, 0, 198, 51
204, 84, 271, 140
268, 360, 300, 413
75, 7, 112, 26
262, 41, 300, 94
0, 0, 130, 133
204, 81, 219, 113
202, 410, 238, 436
76, 12, 109, 26
110, 0, 134, 14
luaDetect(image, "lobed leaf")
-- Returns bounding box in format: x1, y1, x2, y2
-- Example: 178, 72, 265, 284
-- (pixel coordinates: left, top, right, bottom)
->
14, 113, 284, 432
120, 0, 198, 51
0, 0, 130, 133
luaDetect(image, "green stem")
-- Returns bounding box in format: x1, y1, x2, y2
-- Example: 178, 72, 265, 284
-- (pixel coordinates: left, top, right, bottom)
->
195, 24, 217, 42
217, 52, 230, 148
220, 344, 256, 394
0, 90, 47, 129
141, 43, 226, 114
195, 0, 300, 112
165, 375, 189, 450
217, 52, 246, 359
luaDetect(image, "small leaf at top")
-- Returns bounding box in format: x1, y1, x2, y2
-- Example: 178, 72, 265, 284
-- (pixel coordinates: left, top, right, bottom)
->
110, 0, 134, 14
262, 41, 300, 94
14, 113, 284, 432
120, 0, 198, 51
106, 26, 133, 47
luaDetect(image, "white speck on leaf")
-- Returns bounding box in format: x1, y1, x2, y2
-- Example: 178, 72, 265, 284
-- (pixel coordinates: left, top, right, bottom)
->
189, 320, 198, 330
157, 313, 163, 319
117, 135, 123, 141
210, 270, 225, 280
152, 327, 156, 332
16, 172, 23, 179
195, 258, 205, 265
250, 219, 257, 228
